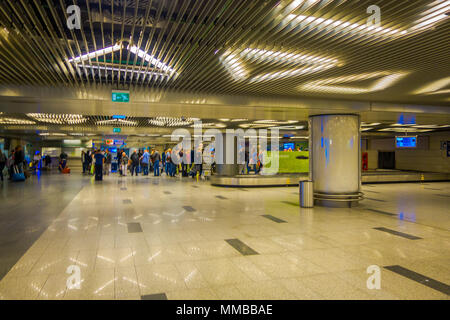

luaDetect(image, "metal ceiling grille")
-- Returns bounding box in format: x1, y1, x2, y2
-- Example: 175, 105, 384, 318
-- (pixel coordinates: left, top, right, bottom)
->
0, 0, 448, 105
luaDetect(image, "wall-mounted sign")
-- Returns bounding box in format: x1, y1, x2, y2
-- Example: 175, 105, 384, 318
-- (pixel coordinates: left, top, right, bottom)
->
105, 139, 114, 145
395, 136, 417, 148
114, 139, 124, 146
112, 90, 130, 103
113, 127, 121, 133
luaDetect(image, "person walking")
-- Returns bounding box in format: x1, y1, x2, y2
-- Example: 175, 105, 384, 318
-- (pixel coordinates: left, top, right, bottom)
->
93, 149, 104, 181
152, 149, 161, 176
121, 152, 128, 176
140, 149, 150, 176
130, 150, 140, 176
104, 149, 112, 176
165, 149, 172, 176
0, 149, 6, 182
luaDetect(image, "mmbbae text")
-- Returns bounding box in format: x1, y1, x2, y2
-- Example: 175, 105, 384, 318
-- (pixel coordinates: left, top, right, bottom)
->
176, 304, 273, 317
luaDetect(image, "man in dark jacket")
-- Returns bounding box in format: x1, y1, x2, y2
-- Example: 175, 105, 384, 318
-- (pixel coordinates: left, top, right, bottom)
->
14, 146, 25, 173
130, 150, 140, 176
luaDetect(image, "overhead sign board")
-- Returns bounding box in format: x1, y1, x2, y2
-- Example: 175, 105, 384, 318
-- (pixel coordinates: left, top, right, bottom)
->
395, 136, 417, 148
112, 91, 130, 103
113, 127, 121, 133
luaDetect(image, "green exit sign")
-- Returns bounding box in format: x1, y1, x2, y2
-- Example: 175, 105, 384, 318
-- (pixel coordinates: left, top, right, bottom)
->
113, 127, 121, 133
112, 91, 130, 103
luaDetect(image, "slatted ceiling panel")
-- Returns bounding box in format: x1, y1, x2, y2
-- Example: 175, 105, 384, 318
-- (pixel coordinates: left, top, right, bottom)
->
0, 1, 448, 105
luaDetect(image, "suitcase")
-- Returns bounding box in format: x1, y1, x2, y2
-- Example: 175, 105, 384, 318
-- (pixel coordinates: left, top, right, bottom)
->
12, 165, 25, 182
62, 167, 71, 174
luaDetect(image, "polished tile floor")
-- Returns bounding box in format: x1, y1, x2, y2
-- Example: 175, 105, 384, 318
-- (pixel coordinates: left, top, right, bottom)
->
0, 173, 449, 300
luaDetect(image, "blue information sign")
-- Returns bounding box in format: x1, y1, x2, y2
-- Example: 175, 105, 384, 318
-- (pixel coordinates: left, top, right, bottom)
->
396, 136, 417, 148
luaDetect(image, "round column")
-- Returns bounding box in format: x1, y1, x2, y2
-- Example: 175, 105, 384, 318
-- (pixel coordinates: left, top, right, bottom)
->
309, 114, 362, 207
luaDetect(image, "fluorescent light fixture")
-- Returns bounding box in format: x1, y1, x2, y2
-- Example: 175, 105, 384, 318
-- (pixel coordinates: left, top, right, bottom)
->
68, 44, 122, 63
0, 117, 35, 125
361, 122, 381, 126
414, 77, 450, 95
378, 128, 433, 133
63, 139, 81, 144
39, 132, 68, 136
190, 123, 226, 128
241, 48, 339, 66
230, 119, 248, 122
76, 64, 171, 78
284, 14, 405, 39
284, 2, 449, 40
128, 45, 178, 76
221, 47, 340, 82
219, 51, 249, 81
27, 113, 86, 124
391, 123, 414, 127
253, 120, 299, 124
298, 71, 409, 94
96, 119, 137, 126
239, 123, 277, 129
149, 117, 196, 127
411, 124, 439, 128
274, 125, 305, 130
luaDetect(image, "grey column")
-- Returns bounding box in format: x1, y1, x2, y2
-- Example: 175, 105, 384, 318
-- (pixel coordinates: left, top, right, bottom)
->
309, 114, 362, 207
215, 133, 239, 176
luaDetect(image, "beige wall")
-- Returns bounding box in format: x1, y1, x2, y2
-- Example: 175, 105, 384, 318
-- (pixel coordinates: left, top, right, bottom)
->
367, 134, 450, 173
396, 134, 450, 173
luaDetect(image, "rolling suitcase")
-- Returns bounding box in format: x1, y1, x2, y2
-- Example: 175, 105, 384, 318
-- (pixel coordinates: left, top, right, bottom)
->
12, 165, 25, 182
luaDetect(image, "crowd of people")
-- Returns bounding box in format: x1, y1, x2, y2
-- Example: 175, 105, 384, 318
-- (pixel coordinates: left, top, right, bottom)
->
0, 143, 266, 183
79, 147, 210, 181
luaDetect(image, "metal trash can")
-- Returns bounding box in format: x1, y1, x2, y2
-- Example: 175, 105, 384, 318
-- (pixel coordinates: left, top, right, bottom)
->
299, 180, 314, 208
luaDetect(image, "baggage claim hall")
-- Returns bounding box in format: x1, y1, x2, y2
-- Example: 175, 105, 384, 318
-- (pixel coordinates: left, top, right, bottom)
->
0, 0, 449, 302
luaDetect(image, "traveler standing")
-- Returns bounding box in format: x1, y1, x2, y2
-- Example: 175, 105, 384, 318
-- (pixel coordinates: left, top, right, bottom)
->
0, 150, 6, 182
140, 149, 150, 176
152, 149, 161, 176
81, 150, 86, 173
138, 149, 143, 174
59, 150, 68, 172
104, 149, 112, 175
121, 152, 129, 176
117, 149, 122, 175
165, 149, 171, 176
130, 150, 140, 176
161, 150, 166, 174
179, 149, 188, 177
14, 146, 25, 173
93, 149, 104, 181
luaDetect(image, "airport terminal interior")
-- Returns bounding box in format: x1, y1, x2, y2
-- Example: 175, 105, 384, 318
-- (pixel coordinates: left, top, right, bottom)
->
0, 0, 449, 301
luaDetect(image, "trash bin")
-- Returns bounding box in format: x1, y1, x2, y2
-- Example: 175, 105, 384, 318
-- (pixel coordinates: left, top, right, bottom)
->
300, 180, 314, 208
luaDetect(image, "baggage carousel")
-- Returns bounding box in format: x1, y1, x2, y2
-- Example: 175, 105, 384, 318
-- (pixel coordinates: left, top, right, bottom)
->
210, 170, 450, 187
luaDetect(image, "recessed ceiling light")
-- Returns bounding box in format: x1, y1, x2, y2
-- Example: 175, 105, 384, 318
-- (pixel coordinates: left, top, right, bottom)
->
0, 117, 35, 125
299, 71, 409, 94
